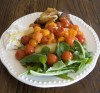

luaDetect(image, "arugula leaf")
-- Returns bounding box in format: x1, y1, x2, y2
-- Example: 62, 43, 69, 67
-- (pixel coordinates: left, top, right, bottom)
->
73, 51, 80, 60
41, 46, 50, 55
56, 42, 70, 60
39, 55, 47, 64
78, 61, 86, 71
65, 60, 82, 66
86, 57, 93, 64
20, 53, 47, 66
66, 63, 80, 72
45, 69, 73, 75
85, 52, 93, 58
27, 65, 43, 74
73, 57, 93, 72
27, 66, 31, 74
56, 74, 73, 80
81, 43, 93, 58
46, 60, 66, 72
74, 40, 85, 58
60, 42, 70, 52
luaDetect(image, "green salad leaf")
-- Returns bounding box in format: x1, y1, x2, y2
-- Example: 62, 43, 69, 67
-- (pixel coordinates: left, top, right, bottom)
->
78, 59, 86, 71
41, 46, 50, 55
74, 40, 85, 58
20, 40, 93, 80
27, 65, 43, 74
86, 57, 93, 64
20, 53, 47, 66
65, 60, 82, 66
56, 74, 73, 80
46, 60, 66, 72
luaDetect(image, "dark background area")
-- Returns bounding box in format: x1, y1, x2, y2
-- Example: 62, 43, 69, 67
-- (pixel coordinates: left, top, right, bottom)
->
0, 0, 100, 93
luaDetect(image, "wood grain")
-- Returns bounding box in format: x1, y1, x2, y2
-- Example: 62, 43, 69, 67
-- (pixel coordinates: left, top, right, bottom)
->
0, 0, 100, 93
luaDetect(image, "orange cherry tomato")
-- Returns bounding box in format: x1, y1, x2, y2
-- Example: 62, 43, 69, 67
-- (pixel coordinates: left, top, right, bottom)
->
47, 33, 55, 44
29, 39, 38, 47
62, 51, 73, 61
64, 30, 69, 38
65, 36, 75, 46
58, 37, 64, 42
24, 44, 35, 55
72, 25, 79, 31
15, 49, 25, 60
41, 36, 48, 44
41, 29, 50, 36
47, 54, 58, 66
32, 32, 43, 43
21, 35, 30, 45
76, 35, 85, 44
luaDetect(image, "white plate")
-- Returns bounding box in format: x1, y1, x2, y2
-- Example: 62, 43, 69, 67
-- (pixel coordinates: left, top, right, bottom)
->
0, 12, 100, 88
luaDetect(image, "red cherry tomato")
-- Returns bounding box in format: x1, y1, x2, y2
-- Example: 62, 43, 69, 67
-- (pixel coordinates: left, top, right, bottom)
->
21, 35, 30, 45
54, 27, 65, 37
47, 25, 56, 33
62, 51, 73, 61
76, 35, 85, 44
24, 44, 35, 55
15, 49, 25, 60
57, 27, 65, 32
47, 54, 58, 66
59, 18, 71, 28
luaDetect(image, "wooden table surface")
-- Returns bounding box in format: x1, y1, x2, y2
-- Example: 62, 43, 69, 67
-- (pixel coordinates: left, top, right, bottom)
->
0, 0, 100, 93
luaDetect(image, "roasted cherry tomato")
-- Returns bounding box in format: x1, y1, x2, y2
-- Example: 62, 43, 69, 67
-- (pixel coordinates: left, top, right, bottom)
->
47, 25, 56, 33
72, 25, 79, 31
55, 27, 65, 37
21, 35, 30, 45
32, 32, 43, 43
65, 36, 75, 46
76, 35, 85, 44
24, 44, 35, 55
59, 18, 71, 28
62, 51, 73, 61
47, 54, 58, 66
61, 20, 71, 28
29, 39, 38, 47
41, 36, 48, 44
15, 49, 25, 60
